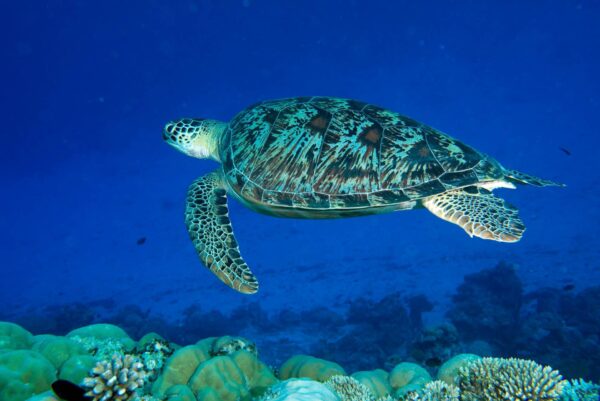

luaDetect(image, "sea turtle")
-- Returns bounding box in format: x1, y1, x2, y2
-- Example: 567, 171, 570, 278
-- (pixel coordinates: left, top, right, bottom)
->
163, 97, 562, 294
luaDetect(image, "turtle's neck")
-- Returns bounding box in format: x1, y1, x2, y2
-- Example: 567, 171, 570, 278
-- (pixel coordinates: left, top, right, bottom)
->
206, 120, 227, 162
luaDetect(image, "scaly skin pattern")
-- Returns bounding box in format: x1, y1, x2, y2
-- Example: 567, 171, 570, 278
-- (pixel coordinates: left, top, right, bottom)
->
220, 97, 504, 217
185, 172, 259, 294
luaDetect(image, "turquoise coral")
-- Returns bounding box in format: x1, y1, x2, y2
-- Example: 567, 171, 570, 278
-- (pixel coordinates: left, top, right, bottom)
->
560, 379, 599, 401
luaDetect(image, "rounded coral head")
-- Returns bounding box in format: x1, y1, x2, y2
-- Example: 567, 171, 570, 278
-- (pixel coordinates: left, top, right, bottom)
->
163, 118, 223, 160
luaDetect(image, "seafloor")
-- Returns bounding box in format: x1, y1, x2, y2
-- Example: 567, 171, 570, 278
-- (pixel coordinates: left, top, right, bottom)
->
1, 319, 598, 401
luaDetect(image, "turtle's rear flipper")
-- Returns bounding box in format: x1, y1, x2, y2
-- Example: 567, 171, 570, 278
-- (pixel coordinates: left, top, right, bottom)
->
505, 169, 565, 187
423, 189, 525, 242
185, 171, 259, 294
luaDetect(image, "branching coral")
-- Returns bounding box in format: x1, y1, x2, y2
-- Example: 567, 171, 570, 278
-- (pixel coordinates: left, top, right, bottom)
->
402, 380, 460, 401
458, 357, 566, 401
325, 375, 375, 401
560, 379, 599, 401
82, 354, 147, 401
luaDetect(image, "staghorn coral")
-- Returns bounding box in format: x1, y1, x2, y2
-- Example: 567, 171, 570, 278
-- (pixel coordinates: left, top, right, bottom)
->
560, 379, 599, 401
325, 375, 375, 401
458, 357, 566, 401
82, 353, 147, 401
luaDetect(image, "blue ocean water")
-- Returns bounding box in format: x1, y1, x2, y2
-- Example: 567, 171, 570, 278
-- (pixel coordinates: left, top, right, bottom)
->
2, 0, 600, 385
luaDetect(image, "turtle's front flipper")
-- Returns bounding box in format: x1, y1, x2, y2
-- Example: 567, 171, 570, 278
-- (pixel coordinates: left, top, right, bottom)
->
185, 171, 259, 294
422, 188, 525, 242
505, 169, 565, 187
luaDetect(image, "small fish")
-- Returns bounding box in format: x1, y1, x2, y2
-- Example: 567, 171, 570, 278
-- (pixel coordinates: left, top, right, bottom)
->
424, 357, 442, 367
137, 237, 147, 245
51, 380, 91, 401
559, 147, 571, 156
562, 283, 575, 291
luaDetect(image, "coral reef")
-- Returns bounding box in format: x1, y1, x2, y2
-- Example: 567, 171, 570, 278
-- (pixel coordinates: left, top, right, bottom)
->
436, 354, 480, 385
82, 354, 147, 401
0, 320, 598, 401
560, 379, 600, 401
402, 380, 460, 401
257, 378, 340, 401
324, 375, 375, 401
458, 357, 565, 401
280, 355, 346, 382
389, 362, 432, 397
351, 369, 392, 398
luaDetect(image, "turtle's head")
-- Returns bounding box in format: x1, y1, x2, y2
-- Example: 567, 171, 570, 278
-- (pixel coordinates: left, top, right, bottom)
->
163, 118, 225, 161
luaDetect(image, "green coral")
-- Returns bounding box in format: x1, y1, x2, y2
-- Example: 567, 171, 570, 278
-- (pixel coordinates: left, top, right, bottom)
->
560, 379, 600, 401
389, 362, 431, 398
67, 324, 136, 359
0, 350, 56, 401
31, 335, 86, 371
211, 336, 257, 357
58, 354, 96, 384
458, 357, 566, 401
437, 354, 480, 385
0, 322, 33, 351
351, 369, 392, 399
151, 344, 212, 397
280, 355, 346, 382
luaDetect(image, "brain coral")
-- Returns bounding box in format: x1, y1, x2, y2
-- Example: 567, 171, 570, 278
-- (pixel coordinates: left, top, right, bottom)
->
458, 357, 566, 401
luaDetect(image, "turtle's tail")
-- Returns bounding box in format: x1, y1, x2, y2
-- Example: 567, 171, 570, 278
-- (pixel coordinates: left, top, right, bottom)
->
505, 169, 565, 187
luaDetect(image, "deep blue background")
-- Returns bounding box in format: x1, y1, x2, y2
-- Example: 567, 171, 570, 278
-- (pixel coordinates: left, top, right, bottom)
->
1, 0, 599, 343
